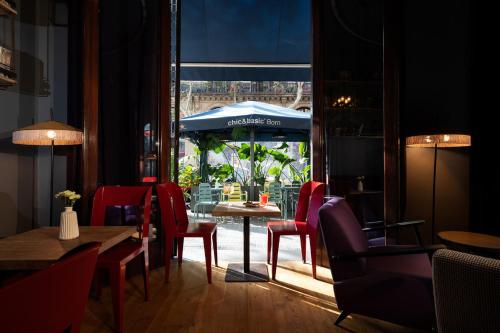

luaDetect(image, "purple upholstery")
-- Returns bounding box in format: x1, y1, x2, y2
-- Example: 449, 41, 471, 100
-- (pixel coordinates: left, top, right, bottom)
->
318, 197, 435, 330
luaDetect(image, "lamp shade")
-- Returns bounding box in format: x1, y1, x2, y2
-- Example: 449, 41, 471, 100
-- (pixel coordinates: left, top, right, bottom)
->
406, 134, 471, 148
12, 121, 83, 146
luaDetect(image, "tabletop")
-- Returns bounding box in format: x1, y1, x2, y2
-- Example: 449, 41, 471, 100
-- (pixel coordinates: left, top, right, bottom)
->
0, 226, 137, 270
438, 231, 500, 253
212, 202, 281, 218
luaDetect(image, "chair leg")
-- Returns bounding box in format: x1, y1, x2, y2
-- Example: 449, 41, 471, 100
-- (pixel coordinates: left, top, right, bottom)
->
271, 233, 281, 280
203, 235, 212, 283
141, 249, 150, 301
335, 311, 350, 326
309, 233, 317, 279
93, 268, 103, 299
212, 230, 218, 267
164, 234, 174, 283
109, 264, 126, 333
177, 237, 184, 265
299, 234, 307, 263
267, 228, 272, 264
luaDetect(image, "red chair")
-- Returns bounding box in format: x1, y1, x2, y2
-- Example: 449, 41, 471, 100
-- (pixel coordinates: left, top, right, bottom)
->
0, 242, 100, 333
157, 182, 218, 283
91, 186, 152, 333
267, 181, 325, 279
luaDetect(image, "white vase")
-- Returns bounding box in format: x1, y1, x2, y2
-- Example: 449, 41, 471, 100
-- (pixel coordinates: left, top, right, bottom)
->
59, 206, 79, 240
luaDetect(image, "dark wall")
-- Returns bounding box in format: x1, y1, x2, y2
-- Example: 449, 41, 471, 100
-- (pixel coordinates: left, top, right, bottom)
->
401, 0, 499, 237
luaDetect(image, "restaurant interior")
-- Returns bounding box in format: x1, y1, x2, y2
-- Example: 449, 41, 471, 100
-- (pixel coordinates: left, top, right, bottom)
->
0, 0, 498, 333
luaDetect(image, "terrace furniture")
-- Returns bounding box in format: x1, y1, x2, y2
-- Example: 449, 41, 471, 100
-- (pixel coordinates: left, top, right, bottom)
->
0, 242, 100, 333
267, 181, 325, 279
224, 182, 247, 202
157, 182, 218, 283
318, 196, 438, 330
91, 186, 152, 333
432, 249, 500, 333
193, 182, 219, 219
282, 181, 301, 220
212, 201, 281, 282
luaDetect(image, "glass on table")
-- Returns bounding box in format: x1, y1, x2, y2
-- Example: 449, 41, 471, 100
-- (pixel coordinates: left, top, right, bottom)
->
259, 192, 269, 206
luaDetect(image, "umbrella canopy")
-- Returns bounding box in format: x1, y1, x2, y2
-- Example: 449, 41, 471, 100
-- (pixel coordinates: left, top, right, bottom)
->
180, 101, 310, 141
180, 101, 310, 199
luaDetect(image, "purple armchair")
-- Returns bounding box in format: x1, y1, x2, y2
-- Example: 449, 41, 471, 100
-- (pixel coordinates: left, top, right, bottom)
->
318, 197, 438, 330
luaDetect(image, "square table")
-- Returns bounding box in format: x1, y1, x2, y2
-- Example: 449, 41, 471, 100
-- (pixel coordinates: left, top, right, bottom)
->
0, 226, 137, 270
212, 202, 281, 282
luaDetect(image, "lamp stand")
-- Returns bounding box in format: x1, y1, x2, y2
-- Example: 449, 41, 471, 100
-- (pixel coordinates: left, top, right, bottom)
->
50, 140, 54, 227
431, 143, 437, 244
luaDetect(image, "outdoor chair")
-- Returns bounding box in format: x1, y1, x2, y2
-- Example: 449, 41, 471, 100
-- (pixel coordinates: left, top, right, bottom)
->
193, 182, 218, 219
225, 182, 247, 202
157, 182, 218, 283
318, 196, 439, 330
0, 242, 100, 333
91, 186, 152, 333
267, 181, 325, 279
268, 181, 283, 213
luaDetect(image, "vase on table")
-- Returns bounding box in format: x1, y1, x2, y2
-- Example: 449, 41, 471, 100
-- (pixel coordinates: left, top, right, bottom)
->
59, 206, 79, 240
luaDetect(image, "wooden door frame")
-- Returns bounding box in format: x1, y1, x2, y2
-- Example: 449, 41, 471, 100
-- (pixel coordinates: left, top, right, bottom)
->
311, 0, 402, 222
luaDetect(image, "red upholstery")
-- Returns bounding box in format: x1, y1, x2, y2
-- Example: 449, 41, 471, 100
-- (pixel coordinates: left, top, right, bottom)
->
91, 186, 152, 333
0, 242, 100, 333
157, 182, 218, 283
267, 181, 325, 279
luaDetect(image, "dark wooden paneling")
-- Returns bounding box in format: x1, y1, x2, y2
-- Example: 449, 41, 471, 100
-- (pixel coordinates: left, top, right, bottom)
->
158, 0, 171, 183
82, 0, 99, 223
383, 0, 402, 226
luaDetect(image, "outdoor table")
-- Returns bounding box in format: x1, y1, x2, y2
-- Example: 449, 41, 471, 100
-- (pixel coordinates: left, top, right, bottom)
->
212, 202, 281, 282
0, 226, 136, 270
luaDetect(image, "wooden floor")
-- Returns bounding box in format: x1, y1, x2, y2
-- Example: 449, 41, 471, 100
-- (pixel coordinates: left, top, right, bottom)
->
81, 260, 428, 333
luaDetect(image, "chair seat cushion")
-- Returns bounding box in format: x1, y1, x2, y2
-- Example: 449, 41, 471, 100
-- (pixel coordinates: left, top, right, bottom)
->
176, 222, 217, 237
267, 221, 306, 235
97, 239, 144, 265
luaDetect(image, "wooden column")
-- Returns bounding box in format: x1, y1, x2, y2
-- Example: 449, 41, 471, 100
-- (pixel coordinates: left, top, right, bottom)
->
82, 0, 99, 222
311, 0, 326, 184
158, 0, 171, 183
383, 0, 403, 225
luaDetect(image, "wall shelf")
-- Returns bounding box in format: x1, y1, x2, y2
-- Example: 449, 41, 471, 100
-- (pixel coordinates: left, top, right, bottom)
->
0, 1, 17, 16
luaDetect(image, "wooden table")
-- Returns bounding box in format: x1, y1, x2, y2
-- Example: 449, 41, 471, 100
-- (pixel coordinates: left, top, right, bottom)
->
438, 231, 500, 258
212, 202, 281, 282
0, 226, 137, 270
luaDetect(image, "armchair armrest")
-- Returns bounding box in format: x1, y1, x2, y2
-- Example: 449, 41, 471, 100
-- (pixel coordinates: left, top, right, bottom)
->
362, 219, 425, 246
332, 244, 445, 262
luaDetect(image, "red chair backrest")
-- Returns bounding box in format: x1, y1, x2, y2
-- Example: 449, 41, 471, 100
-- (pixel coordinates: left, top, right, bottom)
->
0, 242, 100, 333
294, 181, 325, 223
306, 182, 326, 231
156, 182, 189, 233
91, 186, 152, 238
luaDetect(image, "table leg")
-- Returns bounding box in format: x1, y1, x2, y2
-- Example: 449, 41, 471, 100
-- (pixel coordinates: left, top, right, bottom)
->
244, 216, 250, 272
225, 216, 270, 282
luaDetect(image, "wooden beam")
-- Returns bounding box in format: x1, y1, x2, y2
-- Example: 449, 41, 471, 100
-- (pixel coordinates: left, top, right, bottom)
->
158, 0, 171, 183
82, 0, 99, 222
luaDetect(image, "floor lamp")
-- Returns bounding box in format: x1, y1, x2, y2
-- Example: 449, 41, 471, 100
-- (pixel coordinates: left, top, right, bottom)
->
12, 121, 84, 227
406, 134, 471, 243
